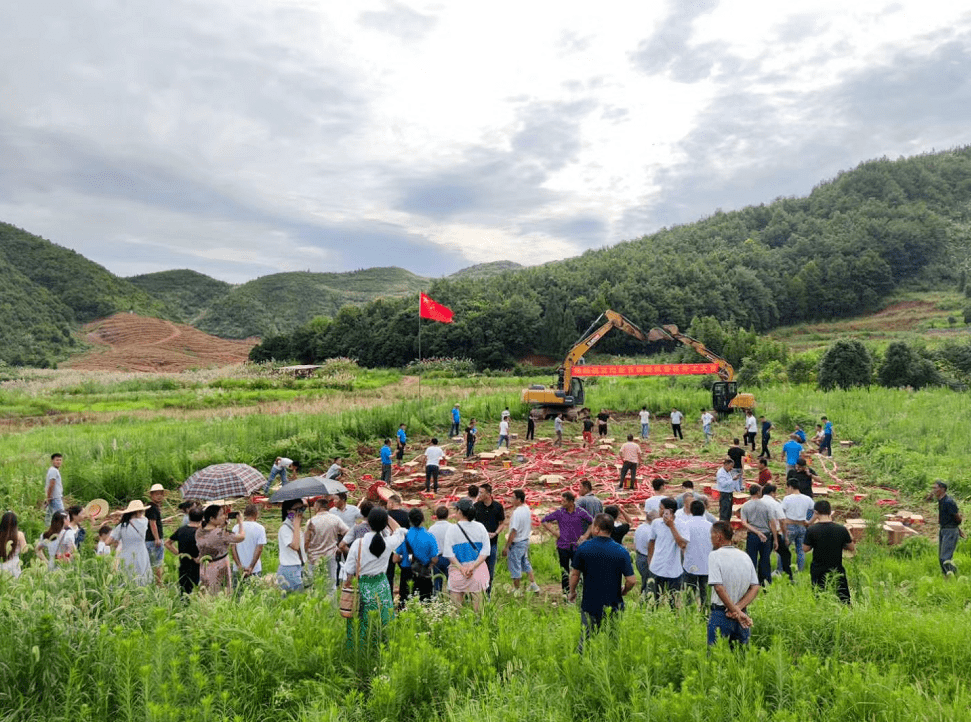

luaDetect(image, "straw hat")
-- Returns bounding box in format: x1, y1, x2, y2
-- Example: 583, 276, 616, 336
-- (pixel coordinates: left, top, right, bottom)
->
148, 484, 166, 494
122, 500, 148, 514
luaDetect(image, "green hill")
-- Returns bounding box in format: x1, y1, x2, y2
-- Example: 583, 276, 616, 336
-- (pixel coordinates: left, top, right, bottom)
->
254, 146, 971, 368
193, 268, 429, 339
448, 261, 523, 279
128, 269, 232, 324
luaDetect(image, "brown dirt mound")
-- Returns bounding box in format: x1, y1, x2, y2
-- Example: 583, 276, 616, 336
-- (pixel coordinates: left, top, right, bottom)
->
63, 314, 256, 372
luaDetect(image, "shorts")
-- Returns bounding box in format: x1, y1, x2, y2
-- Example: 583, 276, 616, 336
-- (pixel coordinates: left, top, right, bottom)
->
506, 540, 533, 579
146, 541, 165, 568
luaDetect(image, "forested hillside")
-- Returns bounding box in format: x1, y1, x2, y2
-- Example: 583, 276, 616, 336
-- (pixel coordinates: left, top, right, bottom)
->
0, 223, 170, 366
252, 147, 971, 368
128, 269, 232, 325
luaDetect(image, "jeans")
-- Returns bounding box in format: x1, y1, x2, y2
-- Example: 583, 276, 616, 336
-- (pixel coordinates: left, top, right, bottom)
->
708, 606, 750, 647
577, 607, 620, 654
641, 423, 650, 439
745, 531, 773, 586
635, 552, 652, 594
939, 527, 960, 573
264, 466, 287, 494
786, 524, 807, 571
277, 564, 303, 595
466, 440, 475, 457
497, 435, 509, 449
451, 421, 460, 437
618, 461, 637, 489
819, 434, 832, 456
433, 557, 450, 594
425, 464, 439, 492
381, 463, 392, 483
45, 498, 65, 525
703, 424, 712, 445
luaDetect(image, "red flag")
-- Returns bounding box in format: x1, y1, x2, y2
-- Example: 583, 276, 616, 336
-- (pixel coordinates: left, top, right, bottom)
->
419, 292, 454, 323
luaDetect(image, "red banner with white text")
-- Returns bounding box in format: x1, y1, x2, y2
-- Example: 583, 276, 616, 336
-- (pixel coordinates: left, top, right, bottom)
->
572, 363, 720, 377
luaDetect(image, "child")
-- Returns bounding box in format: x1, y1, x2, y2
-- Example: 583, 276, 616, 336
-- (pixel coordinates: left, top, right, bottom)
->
96, 525, 113, 556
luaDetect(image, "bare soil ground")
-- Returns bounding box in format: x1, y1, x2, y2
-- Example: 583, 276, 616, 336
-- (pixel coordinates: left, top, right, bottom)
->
62, 314, 256, 372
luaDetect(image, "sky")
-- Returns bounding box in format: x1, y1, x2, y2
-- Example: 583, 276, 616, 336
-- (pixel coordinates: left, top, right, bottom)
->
2, 1, 970, 284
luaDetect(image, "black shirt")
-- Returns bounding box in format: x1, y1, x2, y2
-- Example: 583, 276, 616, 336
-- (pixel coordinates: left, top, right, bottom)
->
787, 469, 814, 497
610, 522, 631, 544
597, 412, 610, 426
939, 495, 960, 528
389, 508, 411, 529
169, 525, 200, 581
473, 500, 506, 543
727, 446, 745, 469
145, 502, 163, 542
465, 426, 477, 445
582, 419, 594, 432
804, 522, 852, 574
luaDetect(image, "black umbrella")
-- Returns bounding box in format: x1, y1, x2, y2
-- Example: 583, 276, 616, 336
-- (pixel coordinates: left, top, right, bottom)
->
268, 476, 332, 503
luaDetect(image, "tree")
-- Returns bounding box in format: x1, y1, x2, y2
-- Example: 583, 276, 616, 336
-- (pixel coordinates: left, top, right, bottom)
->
818, 340, 873, 390
878, 341, 942, 389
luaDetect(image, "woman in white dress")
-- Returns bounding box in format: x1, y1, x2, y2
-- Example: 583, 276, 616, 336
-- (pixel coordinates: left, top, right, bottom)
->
106, 500, 151, 585
0, 512, 27, 578
34, 511, 76, 571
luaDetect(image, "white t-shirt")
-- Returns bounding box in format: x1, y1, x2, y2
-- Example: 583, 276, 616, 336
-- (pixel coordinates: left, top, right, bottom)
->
345, 529, 407, 577
554, 417, 563, 432
278, 458, 293, 468
324, 464, 341, 479
46, 466, 63, 501
644, 496, 664, 518
96, 540, 112, 556
670, 411, 683, 425
499, 420, 509, 436
429, 519, 452, 553
425, 446, 445, 467
782, 493, 816, 522
647, 517, 690, 579
633, 523, 652, 555
708, 546, 759, 606
508, 505, 532, 543
682, 516, 713, 575
330, 505, 362, 528
277, 521, 306, 567
639, 410, 651, 424
702, 412, 714, 427
443, 520, 490, 564
745, 415, 758, 433
762, 496, 785, 525
232, 520, 268, 574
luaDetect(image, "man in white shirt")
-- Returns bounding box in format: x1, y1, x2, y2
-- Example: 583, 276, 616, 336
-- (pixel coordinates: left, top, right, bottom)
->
639, 407, 651, 439
497, 419, 510, 449
45, 453, 64, 524
428, 506, 452, 594
264, 456, 294, 494
502, 489, 541, 593
553, 414, 564, 447
647, 497, 689, 600
232, 504, 268, 585
324, 457, 343, 479
633, 510, 653, 594
743, 410, 758, 451
643, 477, 667, 521
682, 499, 714, 607
701, 409, 715, 446
781, 479, 816, 571
715, 457, 741, 521
708, 521, 760, 647
675, 492, 717, 524
670, 408, 684, 440
424, 438, 446, 493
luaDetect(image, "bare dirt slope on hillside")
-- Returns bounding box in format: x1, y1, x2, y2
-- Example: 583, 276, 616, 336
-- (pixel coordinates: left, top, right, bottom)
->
63, 314, 256, 372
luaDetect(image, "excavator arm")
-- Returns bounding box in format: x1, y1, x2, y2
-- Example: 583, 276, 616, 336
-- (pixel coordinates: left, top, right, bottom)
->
646, 324, 735, 382
562, 310, 649, 387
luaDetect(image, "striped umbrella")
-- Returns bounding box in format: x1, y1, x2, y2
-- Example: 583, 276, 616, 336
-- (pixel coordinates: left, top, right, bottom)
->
180, 463, 266, 500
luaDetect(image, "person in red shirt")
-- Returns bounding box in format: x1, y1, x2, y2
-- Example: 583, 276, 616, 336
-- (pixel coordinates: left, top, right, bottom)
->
757, 458, 773, 486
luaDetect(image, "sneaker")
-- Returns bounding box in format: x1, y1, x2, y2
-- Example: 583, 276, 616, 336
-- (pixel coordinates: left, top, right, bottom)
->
944, 560, 958, 576
528, 582, 541, 593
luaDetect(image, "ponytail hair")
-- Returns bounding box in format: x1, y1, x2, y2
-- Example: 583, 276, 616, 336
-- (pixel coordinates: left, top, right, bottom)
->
367, 507, 389, 557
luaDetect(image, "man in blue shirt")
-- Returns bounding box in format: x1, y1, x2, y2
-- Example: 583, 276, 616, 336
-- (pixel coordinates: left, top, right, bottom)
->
396, 424, 407, 462
782, 434, 804, 473
450, 404, 461, 437
380, 439, 393, 482
819, 416, 834, 457
568, 514, 636, 653
793, 425, 807, 444
396, 508, 439, 603
759, 417, 772, 459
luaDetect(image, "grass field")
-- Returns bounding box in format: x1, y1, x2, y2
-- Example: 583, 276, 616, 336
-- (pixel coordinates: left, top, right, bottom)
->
0, 365, 969, 721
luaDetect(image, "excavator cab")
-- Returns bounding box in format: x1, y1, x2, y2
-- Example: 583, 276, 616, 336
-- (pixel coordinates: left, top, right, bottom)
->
712, 381, 737, 413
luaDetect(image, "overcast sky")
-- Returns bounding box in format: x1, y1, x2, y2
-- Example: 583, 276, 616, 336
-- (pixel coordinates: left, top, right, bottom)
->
2, 1, 970, 283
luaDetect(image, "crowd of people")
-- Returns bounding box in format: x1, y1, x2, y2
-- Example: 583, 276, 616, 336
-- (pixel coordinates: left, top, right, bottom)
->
0, 408, 962, 653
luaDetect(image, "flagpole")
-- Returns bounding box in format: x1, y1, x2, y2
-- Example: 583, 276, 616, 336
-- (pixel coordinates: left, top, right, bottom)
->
417, 293, 422, 405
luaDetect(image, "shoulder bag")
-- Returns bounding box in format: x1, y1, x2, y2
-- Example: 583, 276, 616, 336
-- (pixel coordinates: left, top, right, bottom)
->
339, 536, 365, 619
405, 534, 433, 579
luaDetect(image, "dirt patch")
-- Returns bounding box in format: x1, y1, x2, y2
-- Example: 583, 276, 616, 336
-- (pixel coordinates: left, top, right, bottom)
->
62, 314, 256, 373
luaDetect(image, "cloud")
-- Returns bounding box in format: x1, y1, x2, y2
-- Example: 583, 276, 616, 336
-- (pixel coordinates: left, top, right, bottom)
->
630, 0, 727, 82
358, 2, 437, 41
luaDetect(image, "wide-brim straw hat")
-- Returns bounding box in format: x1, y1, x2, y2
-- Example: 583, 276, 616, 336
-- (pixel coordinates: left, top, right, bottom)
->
122, 500, 149, 514
148, 484, 167, 494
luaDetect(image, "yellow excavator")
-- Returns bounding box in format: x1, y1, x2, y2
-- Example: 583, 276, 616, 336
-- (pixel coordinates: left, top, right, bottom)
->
522, 312, 756, 418
647, 324, 756, 412
521, 310, 649, 419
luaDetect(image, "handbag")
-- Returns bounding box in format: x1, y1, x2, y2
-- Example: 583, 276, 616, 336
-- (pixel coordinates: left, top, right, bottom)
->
339, 536, 364, 619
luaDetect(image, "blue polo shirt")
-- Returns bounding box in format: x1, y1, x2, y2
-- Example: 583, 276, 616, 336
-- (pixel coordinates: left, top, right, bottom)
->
794, 429, 807, 443
397, 428, 407, 444
783, 440, 803, 465
824, 421, 833, 436
452, 408, 460, 423
571, 536, 633, 617
380, 446, 393, 464
396, 526, 439, 568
